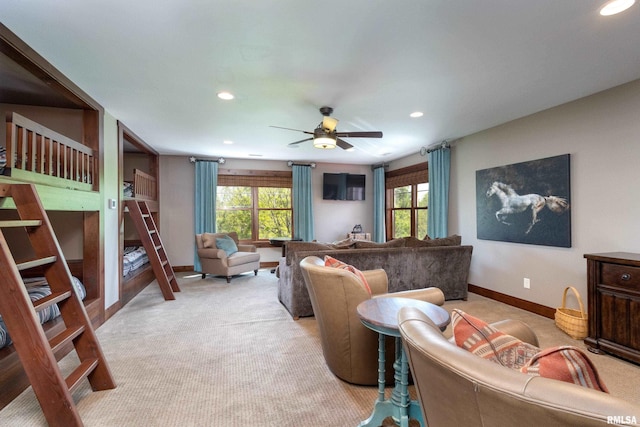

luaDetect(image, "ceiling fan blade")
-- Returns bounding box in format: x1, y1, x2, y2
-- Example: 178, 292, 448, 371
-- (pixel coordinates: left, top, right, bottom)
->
335, 131, 383, 138
336, 138, 354, 150
270, 125, 313, 135
322, 116, 339, 132
288, 137, 313, 146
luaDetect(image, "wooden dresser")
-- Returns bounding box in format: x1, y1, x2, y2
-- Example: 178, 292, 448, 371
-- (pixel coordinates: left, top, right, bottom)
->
584, 252, 640, 364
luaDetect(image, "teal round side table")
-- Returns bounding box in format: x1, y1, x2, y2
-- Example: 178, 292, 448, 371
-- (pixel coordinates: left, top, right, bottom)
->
356, 297, 450, 427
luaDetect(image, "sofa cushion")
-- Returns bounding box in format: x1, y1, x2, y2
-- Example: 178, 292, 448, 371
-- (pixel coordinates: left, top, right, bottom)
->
401, 236, 432, 247
330, 238, 358, 249
324, 255, 371, 295
401, 235, 461, 247
227, 250, 260, 267
452, 309, 538, 369
216, 235, 239, 256
354, 239, 406, 249
520, 346, 609, 392
201, 233, 218, 248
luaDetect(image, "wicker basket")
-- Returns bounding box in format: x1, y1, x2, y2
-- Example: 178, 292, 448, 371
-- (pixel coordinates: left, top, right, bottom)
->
555, 286, 588, 339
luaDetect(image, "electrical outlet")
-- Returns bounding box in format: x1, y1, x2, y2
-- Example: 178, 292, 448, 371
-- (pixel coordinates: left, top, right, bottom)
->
524, 278, 531, 289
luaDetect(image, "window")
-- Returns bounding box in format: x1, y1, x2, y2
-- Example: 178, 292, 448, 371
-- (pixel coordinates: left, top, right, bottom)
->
216, 171, 292, 242
385, 163, 428, 239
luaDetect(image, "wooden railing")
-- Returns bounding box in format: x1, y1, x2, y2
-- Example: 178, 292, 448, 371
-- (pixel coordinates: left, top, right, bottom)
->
132, 168, 157, 200
4, 112, 95, 191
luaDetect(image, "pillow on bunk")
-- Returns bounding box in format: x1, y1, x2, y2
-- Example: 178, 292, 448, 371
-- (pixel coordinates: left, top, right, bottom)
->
0, 276, 87, 350
0, 319, 10, 349
216, 235, 238, 256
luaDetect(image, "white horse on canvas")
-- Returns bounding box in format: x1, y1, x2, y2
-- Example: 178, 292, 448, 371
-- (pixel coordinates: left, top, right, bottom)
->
486, 181, 569, 234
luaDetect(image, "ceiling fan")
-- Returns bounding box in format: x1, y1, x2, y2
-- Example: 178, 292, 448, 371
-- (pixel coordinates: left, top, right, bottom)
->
270, 106, 383, 150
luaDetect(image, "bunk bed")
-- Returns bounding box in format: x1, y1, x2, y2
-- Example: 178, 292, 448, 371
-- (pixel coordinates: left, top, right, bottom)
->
118, 121, 160, 307
0, 23, 105, 409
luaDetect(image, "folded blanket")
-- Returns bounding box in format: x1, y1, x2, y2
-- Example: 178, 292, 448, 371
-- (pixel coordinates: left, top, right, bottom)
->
123, 246, 149, 276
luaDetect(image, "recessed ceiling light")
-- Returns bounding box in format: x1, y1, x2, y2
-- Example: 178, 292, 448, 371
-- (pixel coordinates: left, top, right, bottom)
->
249, 154, 263, 157
345, 148, 355, 152
223, 140, 234, 145
217, 91, 235, 100
600, 0, 635, 15
410, 111, 424, 118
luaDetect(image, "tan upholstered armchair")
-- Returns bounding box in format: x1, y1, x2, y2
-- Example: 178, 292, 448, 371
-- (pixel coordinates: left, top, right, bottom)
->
299, 255, 445, 386
195, 232, 260, 283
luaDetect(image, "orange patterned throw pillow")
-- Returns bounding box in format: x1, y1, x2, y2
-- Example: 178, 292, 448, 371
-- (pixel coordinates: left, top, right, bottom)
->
324, 255, 372, 295
452, 309, 609, 392
451, 309, 539, 369
519, 346, 609, 392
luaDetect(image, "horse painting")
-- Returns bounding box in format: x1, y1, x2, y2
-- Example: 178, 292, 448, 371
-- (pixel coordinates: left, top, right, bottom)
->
486, 181, 570, 234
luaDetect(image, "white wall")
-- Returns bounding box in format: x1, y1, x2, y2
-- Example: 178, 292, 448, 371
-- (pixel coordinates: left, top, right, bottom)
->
450, 79, 640, 309
312, 163, 373, 243
103, 112, 120, 309
159, 157, 374, 267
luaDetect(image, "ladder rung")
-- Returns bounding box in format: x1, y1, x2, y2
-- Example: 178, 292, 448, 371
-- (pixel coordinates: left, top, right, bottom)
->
155, 245, 162, 250
49, 325, 85, 354
17, 256, 57, 271
0, 220, 42, 228
33, 290, 72, 313
167, 275, 174, 283
66, 358, 99, 393
141, 214, 150, 218
148, 229, 156, 234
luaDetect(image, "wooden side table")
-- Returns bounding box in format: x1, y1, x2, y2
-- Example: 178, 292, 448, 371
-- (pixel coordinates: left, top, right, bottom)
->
356, 298, 450, 427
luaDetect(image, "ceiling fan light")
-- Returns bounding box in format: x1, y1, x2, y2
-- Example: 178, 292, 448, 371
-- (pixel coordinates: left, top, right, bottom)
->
313, 135, 337, 149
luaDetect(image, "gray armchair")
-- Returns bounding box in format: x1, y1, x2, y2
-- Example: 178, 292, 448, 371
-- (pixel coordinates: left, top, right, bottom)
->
195, 232, 260, 283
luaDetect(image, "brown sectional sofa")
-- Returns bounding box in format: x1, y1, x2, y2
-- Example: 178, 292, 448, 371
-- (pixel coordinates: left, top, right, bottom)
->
277, 236, 473, 318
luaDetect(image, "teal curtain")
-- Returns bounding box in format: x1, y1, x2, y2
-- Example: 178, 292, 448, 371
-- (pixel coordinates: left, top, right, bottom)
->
194, 160, 218, 271
372, 166, 386, 242
427, 147, 450, 238
292, 165, 315, 241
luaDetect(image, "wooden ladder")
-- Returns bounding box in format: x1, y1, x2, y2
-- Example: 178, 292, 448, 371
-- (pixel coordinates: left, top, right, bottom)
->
125, 200, 180, 300
0, 183, 115, 427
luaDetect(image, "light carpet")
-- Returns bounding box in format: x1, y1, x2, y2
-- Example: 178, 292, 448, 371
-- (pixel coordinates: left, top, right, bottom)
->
0, 270, 638, 426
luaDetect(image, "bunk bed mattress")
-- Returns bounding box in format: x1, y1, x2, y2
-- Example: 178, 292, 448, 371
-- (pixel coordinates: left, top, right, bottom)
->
0, 276, 86, 349
123, 246, 149, 276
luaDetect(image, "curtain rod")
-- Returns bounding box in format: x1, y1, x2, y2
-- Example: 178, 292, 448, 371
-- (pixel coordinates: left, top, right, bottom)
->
286, 161, 316, 168
371, 162, 389, 171
189, 156, 225, 164
420, 138, 459, 156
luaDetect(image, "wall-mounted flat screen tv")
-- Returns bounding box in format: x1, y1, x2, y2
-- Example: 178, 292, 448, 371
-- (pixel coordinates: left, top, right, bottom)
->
323, 173, 366, 201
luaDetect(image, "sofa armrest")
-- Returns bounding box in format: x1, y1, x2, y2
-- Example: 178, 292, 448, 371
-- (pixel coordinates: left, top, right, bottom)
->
197, 248, 227, 260
375, 287, 445, 306
362, 269, 388, 295
237, 244, 257, 252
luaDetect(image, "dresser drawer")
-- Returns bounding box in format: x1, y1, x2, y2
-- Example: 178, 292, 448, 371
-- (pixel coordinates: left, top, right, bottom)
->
601, 263, 640, 291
